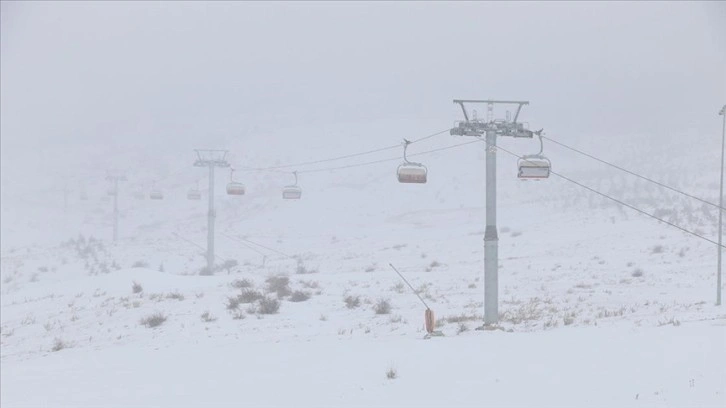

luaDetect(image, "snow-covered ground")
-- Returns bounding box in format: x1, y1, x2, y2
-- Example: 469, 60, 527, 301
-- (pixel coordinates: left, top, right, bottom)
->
1, 119, 725, 407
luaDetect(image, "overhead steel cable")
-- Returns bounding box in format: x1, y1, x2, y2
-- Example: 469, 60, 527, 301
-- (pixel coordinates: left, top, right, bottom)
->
222, 232, 296, 259
541, 135, 724, 210
297, 139, 480, 174
219, 232, 268, 257
476, 139, 726, 249
239, 128, 451, 172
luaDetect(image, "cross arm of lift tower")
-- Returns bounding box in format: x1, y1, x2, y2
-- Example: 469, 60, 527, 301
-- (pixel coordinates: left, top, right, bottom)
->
450, 100, 542, 139
193, 149, 231, 168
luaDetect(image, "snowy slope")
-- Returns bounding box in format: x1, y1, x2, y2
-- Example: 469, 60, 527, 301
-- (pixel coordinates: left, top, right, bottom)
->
1, 118, 725, 407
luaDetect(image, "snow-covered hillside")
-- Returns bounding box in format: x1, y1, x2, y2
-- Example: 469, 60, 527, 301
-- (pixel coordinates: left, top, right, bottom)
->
2, 116, 725, 407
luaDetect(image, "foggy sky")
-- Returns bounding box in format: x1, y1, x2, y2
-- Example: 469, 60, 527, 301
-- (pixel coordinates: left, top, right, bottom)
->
1, 1, 725, 163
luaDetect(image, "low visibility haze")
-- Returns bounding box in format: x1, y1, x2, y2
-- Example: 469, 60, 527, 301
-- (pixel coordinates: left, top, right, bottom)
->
1, 2, 725, 407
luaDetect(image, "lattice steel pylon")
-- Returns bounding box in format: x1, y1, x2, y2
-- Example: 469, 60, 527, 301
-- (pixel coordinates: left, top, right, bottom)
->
451, 100, 543, 326
106, 170, 127, 242
193, 149, 230, 272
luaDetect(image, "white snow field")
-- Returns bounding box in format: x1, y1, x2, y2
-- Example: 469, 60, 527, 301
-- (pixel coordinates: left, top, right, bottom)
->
1, 120, 725, 407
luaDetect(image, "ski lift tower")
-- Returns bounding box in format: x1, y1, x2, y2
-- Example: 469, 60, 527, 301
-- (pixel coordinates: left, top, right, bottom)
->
106, 170, 127, 242
450, 100, 542, 326
193, 149, 230, 272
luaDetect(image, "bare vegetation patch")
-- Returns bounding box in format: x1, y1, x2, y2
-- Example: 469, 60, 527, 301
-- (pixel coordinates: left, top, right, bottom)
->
200, 311, 217, 322
296, 260, 317, 275
289, 291, 311, 302
230, 279, 253, 289
344, 295, 361, 309
299, 280, 319, 289
374, 299, 392, 315
386, 366, 397, 380
257, 297, 281, 314
140, 312, 167, 328
166, 291, 185, 301
51, 338, 70, 352
266, 275, 291, 297
132, 261, 149, 268
631, 268, 644, 278
132, 281, 143, 294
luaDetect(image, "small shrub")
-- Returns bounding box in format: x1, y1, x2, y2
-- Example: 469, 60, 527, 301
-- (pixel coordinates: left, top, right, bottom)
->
132, 281, 143, 294
258, 297, 281, 314
140, 312, 167, 328
51, 338, 68, 352
386, 367, 397, 380
364, 264, 376, 272
238, 289, 264, 304
374, 299, 392, 315
289, 291, 311, 302
220, 259, 239, 273
296, 260, 317, 275
230, 279, 253, 289
231, 310, 246, 320
200, 311, 217, 322
344, 295, 361, 309
199, 266, 214, 276
651, 245, 664, 254
132, 261, 149, 268
457, 323, 469, 335
266, 276, 291, 297
429, 260, 441, 268
631, 268, 644, 278
227, 296, 242, 310
166, 291, 185, 301
300, 280, 319, 289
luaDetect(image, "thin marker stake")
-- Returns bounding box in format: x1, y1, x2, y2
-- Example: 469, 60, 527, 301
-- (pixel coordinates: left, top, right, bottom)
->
389, 263, 430, 310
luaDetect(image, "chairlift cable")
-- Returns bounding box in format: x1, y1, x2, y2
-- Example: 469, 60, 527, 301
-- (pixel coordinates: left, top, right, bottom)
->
476, 139, 726, 248
298, 139, 479, 174
541, 135, 724, 210
240, 128, 450, 172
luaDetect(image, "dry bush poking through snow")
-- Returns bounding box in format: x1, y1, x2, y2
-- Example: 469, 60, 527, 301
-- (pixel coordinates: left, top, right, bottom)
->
51, 338, 69, 352
386, 366, 397, 379
374, 299, 392, 315
257, 297, 281, 314
166, 291, 185, 301
344, 295, 361, 309
651, 245, 664, 254
132, 281, 143, 294
132, 261, 149, 268
265, 276, 291, 297
230, 279, 253, 289
289, 291, 311, 302
238, 289, 264, 304
631, 268, 644, 278
140, 312, 167, 328
227, 296, 242, 310
200, 311, 217, 322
